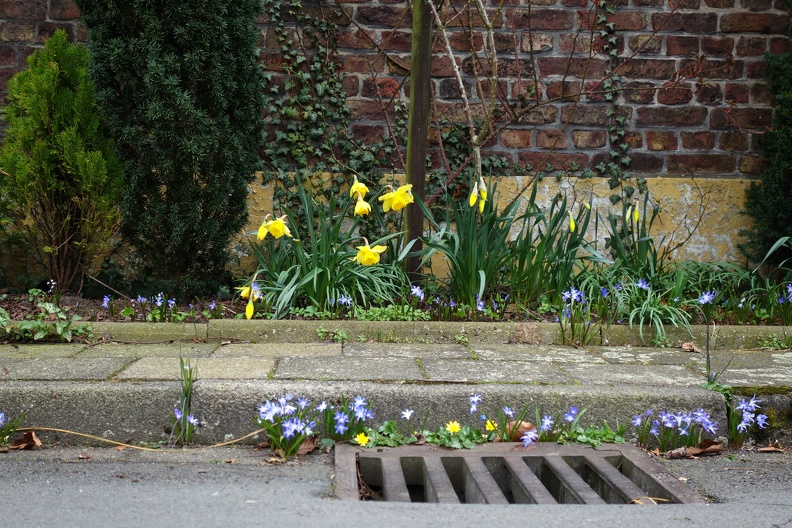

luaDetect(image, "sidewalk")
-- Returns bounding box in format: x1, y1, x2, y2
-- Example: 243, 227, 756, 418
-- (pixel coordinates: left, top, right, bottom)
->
0, 320, 790, 446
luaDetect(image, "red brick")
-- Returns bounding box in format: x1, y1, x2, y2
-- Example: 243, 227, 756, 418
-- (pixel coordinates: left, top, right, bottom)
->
337, 29, 375, 49
636, 106, 708, 126
518, 152, 590, 171
520, 33, 554, 52
658, 82, 693, 104
695, 83, 723, 104
721, 13, 790, 34
725, 83, 750, 103
342, 54, 386, 74
433, 56, 460, 77
719, 131, 750, 150
351, 124, 385, 144
0, 67, 17, 90
342, 75, 359, 97
646, 131, 678, 150
709, 106, 773, 129
545, 81, 581, 101
537, 57, 608, 77
0, 45, 16, 66
578, 11, 647, 31
704, 0, 734, 6
741, 0, 774, 10
445, 8, 499, 28
362, 77, 401, 98
702, 37, 734, 56
739, 154, 765, 174
347, 98, 392, 120
516, 105, 558, 124
618, 59, 677, 80
681, 131, 716, 149
653, 13, 717, 33
583, 80, 609, 102
624, 131, 644, 149
608, 152, 662, 172
623, 81, 656, 103
500, 129, 534, 148
356, 6, 411, 27
683, 59, 743, 80
572, 130, 606, 148
667, 154, 735, 173
629, 35, 662, 54
666, 35, 699, 56
736, 36, 768, 56
561, 104, 631, 125
672, 0, 701, 7
50, 0, 80, 20
450, 31, 484, 52
537, 129, 569, 148
513, 79, 542, 101
37, 22, 76, 43
769, 37, 791, 54
747, 61, 767, 78
751, 83, 773, 104
634, 0, 664, 5
0, 0, 46, 19
509, 9, 574, 30
437, 77, 471, 99
380, 30, 412, 51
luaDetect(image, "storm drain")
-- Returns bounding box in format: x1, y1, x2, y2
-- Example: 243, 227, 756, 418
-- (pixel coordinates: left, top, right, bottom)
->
335, 443, 704, 504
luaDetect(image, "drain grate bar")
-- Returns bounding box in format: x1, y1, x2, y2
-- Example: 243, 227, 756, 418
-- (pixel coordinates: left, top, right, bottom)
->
462, 457, 510, 504
336, 443, 706, 504
502, 457, 558, 504
421, 457, 460, 503
543, 456, 607, 504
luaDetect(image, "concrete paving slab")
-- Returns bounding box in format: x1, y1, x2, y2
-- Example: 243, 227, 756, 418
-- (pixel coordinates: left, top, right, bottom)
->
90, 322, 212, 342
0, 357, 132, 380
594, 346, 699, 365
708, 367, 792, 387
772, 351, 792, 365
471, 344, 606, 363
342, 342, 472, 359
76, 342, 218, 358
211, 342, 341, 358
685, 350, 780, 371
420, 359, 571, 384
274, 356, 423, 381
114, 357, 275, 380
0, 344, 84, 359
558, 364, 703, 387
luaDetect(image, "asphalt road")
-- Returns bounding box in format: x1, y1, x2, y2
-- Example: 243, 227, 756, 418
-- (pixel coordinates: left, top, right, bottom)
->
1, 447, 790, 527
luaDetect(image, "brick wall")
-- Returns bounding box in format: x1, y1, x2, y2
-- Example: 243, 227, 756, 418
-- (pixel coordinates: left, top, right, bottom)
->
1, 0, 789, 177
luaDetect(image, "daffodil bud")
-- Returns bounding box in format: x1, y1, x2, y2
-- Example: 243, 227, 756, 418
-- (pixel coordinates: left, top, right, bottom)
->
568, 210, 576, 232
469, 181, 479, 207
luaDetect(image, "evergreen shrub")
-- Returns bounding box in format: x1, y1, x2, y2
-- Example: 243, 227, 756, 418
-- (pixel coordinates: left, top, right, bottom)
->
76, 0, 265, 296
0, 30, 122, 291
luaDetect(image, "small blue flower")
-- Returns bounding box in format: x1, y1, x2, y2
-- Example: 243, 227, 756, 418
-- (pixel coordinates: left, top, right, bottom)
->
649, 420, 659, 436
410, 285, 425, 301
334, 411, 349, 425
600, 287, 609, 298
502, 406, 514, 418
614, 283, 622, 291
101, 295, 110, 309
187, 415, 199, 427
449, 299, 456, 308
756, 414, 769, 428
316, 401, 328, 412
476, 300, 485, 312
521, 430, 539, 447
563, 406, 578, 422
353, 395, 367, 408
296, 396, 310, 409
208, 300, 217, 310
698, 291, 715, 305
338, 295, 353, 307
334, 423, 348, 435
136, 295, 147, 304
636, 278, 650, 290
167, 298, 176, 309
0, 411, 5, 426
540, 415, 554, 432
401, 409, 414, 420
173, 408, 183, 421
632, 415, 643, 427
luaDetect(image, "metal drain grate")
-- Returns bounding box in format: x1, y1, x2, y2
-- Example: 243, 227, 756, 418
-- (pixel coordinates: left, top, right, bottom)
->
335, 443, 705, 504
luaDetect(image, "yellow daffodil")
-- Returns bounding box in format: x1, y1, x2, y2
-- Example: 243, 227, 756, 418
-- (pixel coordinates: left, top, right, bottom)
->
354, 432, 370, 446
446, 420, 461, 434
633, 206, 640, 223
568, 210, 576, 232
583, 202, 591, 210
354, 244, 387, 266
258, 215, 292, 240
237, 286, 251, 299
349, 175, 369, 200
245, 299, 254, 320
469, 181, 479, 207
485, 420, 497, 432
379, 184, 414, 212
354, 196, 372, 216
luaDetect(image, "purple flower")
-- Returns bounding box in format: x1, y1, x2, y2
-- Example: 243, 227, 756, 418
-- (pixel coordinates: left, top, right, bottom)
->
208, 300, 217, 310
698, 291, 715, 305
502, 406, 514, 418
334, 423, 348, 435
410, 285, 424, 301
636, 278, 650, 290
296, 396, 310, 409
334, 411, 349, 425
0, 412, 5, 426
600, 287, 609, 298
173, 408, 183, 421
316, 401, 328, 412
632, 415, 643, 427
338, 295, 353, 307
756, 414, 769, 428
563, 406, 578, 422
540, 415, 554, 433
101, 295, 110, 309
187, 415, 199, 427
167, 298, 176, 309
521, 430, 539, 447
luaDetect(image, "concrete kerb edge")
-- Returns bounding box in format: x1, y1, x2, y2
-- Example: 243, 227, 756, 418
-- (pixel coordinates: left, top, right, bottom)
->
88, 320, 792, 349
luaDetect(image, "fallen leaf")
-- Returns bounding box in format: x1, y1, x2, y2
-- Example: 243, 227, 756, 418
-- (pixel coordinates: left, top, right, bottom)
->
0, 447, 8, 453
253, 441, 269, 451
78, 453, 91, 460
224, 459, 235, 464
758, 446, 785, 453
115, 445, 127, 451
697, 439, 723, 455
497, 420, 536, 442
681, 342, 701, 353
297, 436, 317, 456
10, 431, 41, 450
651, 448, 661, 456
